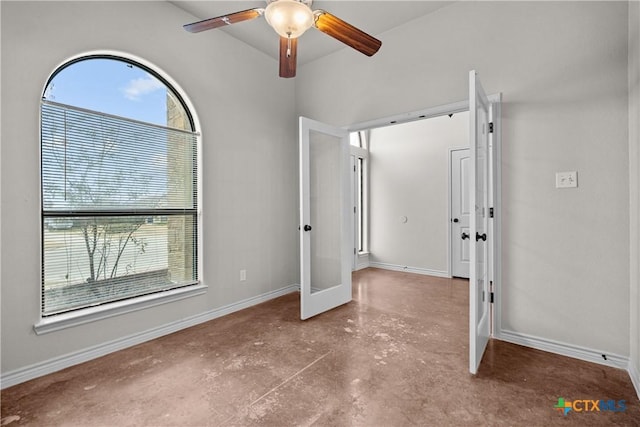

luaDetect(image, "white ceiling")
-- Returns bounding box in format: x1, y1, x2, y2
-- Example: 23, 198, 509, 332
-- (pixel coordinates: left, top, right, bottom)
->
170, 1, 453, 65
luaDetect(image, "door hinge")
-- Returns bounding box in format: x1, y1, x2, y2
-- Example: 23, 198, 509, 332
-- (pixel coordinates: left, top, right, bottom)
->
489, 207, 494, 218
354, 165, 356, 172
489, 122, 494, 133
490, 280, 494, 303
354, 206, 356, 213
354, 248, 357, 255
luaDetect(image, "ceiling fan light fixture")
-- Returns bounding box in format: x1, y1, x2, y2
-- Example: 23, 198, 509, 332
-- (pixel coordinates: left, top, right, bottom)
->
264, 0, 314, 39
184, 0, 382, 78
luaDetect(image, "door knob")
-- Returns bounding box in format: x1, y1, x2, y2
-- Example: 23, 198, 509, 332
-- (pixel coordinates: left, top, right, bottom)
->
461, 232, 469, 240
476, 232, 487, 242
453, 218, 459, 223
303, 224, 312, 232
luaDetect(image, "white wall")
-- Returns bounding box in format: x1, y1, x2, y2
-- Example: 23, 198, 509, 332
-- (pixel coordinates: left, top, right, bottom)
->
1, 1, 298, 376
629, 0, 640, 391
368, 113, 468, 274
296, 2, 630, 356
1, 0, 635, 386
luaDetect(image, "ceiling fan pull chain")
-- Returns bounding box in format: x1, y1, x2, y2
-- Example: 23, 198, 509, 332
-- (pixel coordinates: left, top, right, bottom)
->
286, 34, 292, 58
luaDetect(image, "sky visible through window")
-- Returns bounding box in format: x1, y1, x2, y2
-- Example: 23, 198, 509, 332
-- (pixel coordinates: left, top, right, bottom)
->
44, 58, 167, 126
41, 57, 177, 213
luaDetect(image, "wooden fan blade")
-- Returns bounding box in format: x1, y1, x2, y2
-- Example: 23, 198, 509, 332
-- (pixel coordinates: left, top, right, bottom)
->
279, 36, 297, 78
184, 8, 262, 33
314, 11, 382, 57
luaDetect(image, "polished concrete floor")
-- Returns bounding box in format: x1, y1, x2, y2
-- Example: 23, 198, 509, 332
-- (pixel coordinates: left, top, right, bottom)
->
1, 268, 639, 426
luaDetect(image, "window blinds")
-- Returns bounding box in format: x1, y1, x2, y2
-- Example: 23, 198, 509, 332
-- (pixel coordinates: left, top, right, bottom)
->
41, 100, 198, 316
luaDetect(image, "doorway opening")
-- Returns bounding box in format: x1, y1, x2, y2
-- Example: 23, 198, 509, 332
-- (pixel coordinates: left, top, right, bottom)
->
349, 112, 470, 279
344, 89, 502, 374
299, 72, 501, 374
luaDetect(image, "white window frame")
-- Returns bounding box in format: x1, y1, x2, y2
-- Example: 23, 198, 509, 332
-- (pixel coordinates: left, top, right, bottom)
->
34, 51, 205, 335
350, 132, 369, 259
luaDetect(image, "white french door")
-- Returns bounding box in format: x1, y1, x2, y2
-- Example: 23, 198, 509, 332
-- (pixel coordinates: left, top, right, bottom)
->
299, 117, 352, 320
469, 71, 492, 374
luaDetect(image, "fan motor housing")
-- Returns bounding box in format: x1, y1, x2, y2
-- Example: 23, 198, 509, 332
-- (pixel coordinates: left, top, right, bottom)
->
266, 0, 313, 6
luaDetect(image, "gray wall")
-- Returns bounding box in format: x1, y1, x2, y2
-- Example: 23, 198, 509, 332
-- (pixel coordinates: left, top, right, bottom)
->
1, 1, 298, 374
296, 2, 630, 356
368, 113, 468, 274
629, 0, 640, 386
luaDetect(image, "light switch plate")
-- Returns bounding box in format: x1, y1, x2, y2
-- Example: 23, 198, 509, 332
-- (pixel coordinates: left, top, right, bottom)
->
556, 171, 578, 188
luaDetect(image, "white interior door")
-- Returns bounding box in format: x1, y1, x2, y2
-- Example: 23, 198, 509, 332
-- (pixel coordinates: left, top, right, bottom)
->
451, 148, 471, 279
469, 71, 491, 374
300, 117, 352, 320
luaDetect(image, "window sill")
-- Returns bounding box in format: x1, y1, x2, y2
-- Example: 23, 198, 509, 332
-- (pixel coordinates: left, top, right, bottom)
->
33, 283, 207, 335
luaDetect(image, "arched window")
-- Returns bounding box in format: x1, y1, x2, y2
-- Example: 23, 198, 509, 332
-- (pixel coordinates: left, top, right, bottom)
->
40, 54, 199, 317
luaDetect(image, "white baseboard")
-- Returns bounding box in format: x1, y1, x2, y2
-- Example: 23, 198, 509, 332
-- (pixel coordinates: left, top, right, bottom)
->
496, 329, 629, 370
629, 362, 640, 400
369, 262, 449, 278
355, 253, 370, 271
1, 284, 299, 389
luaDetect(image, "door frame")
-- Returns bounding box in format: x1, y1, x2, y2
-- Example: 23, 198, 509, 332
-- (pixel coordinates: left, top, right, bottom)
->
345, 96, 502, 337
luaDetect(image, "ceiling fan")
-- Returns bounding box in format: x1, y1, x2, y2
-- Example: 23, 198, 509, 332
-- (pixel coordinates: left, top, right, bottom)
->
183, 0, 382, 78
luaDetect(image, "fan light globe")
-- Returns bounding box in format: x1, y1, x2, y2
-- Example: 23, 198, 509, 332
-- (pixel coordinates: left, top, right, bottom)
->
265, 0, 314, 39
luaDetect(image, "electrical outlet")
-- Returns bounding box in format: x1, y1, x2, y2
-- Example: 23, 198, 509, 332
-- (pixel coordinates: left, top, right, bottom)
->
556, 171, 578, 188
240, 269, 246, 282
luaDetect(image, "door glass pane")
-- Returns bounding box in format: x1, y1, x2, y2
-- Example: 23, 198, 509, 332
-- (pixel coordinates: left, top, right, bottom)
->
309, 130, 342, 293
475, 111, 488, 323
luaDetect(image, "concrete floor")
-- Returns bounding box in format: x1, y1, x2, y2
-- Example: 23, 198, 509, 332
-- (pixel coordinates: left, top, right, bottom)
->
1, 267, 639, 426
